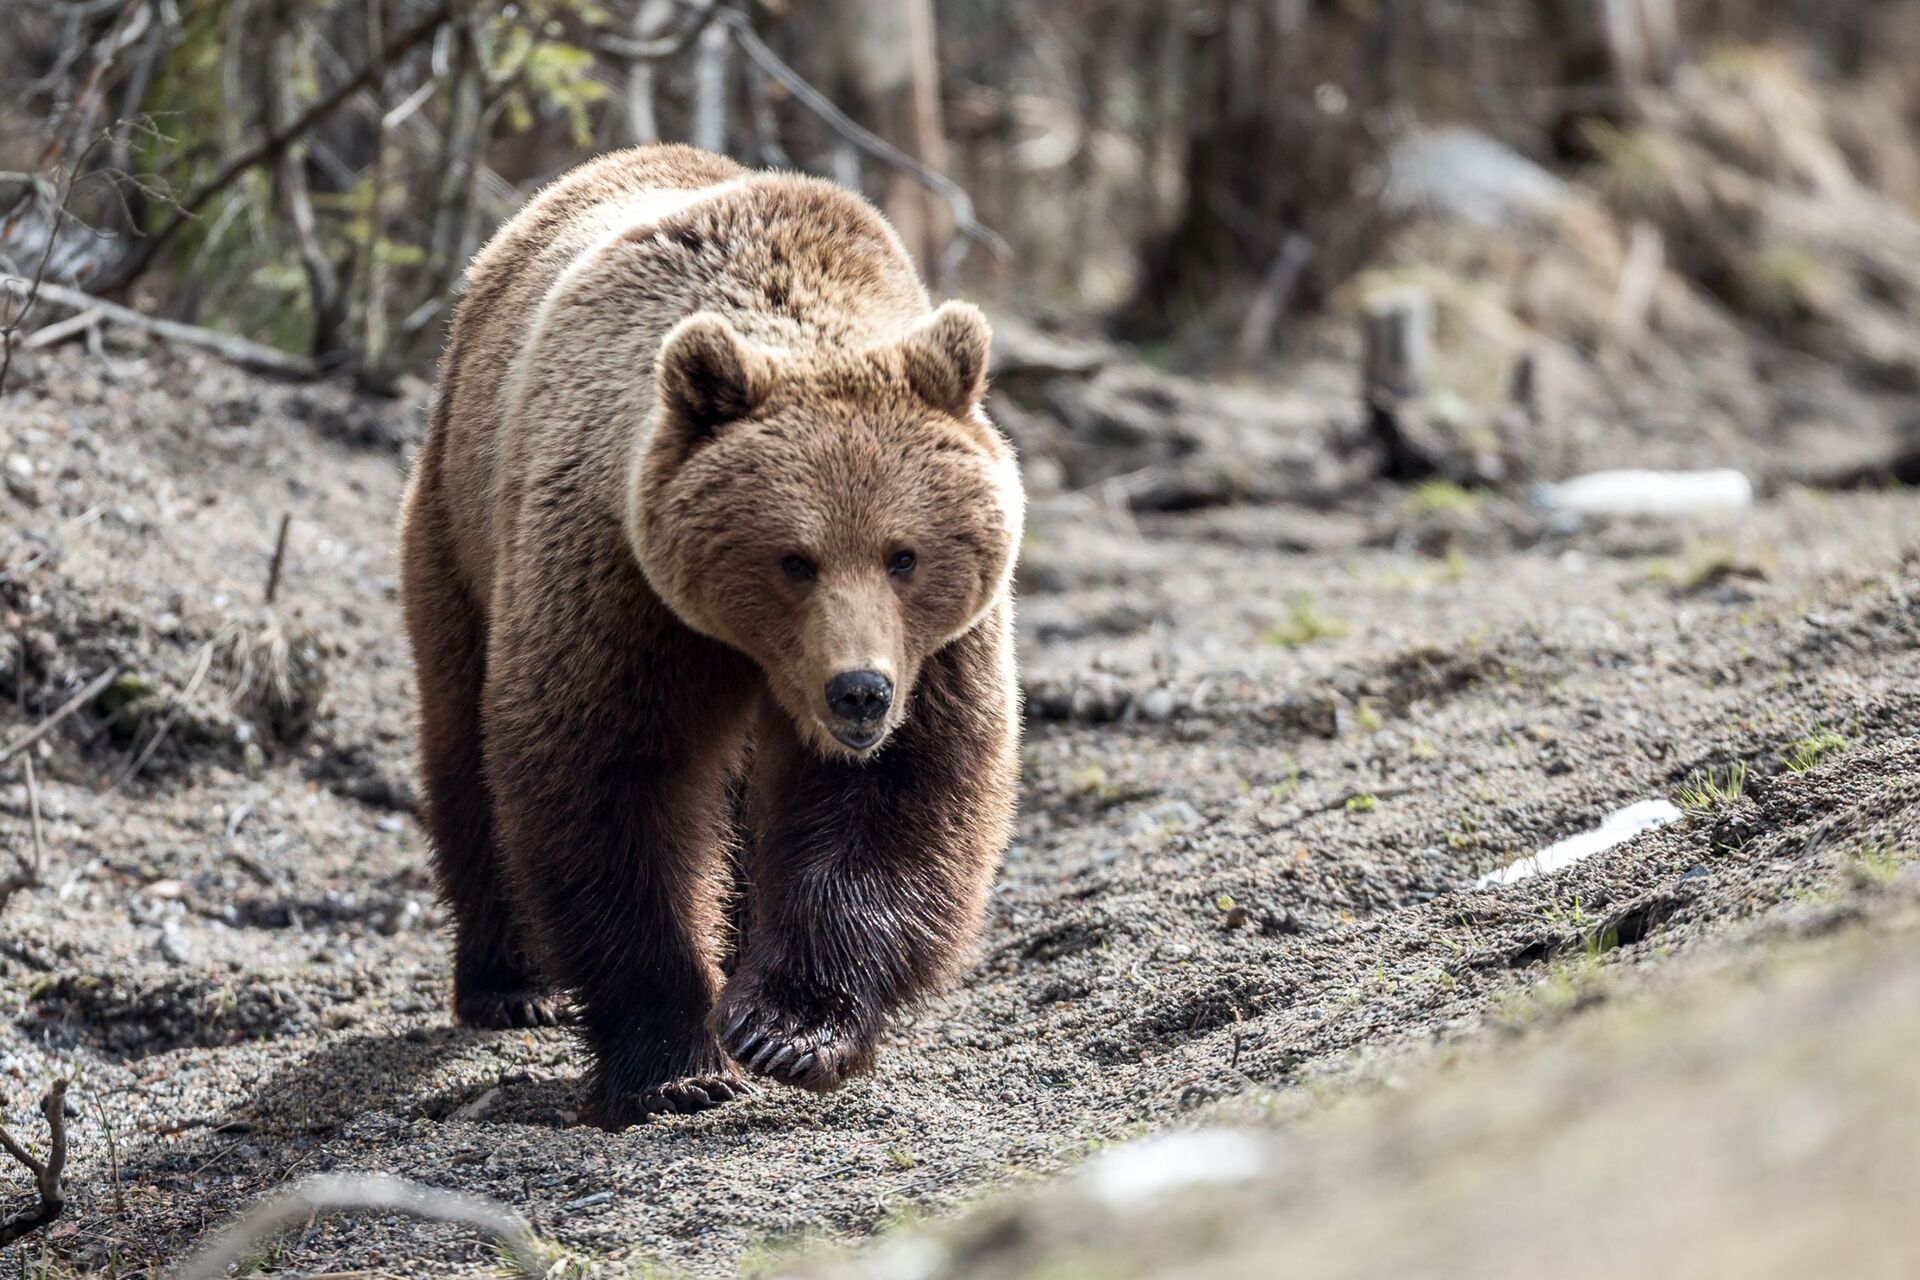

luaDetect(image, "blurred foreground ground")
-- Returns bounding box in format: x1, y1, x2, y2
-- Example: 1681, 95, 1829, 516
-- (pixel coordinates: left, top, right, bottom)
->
779, 868, 1920, 1280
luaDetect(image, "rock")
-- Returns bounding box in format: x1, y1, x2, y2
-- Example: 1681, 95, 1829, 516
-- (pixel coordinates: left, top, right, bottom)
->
376, 897, 424, 936
5, 453, 40, 505
1388, 127, 1567, 229
1138, 687, 1179, 722
157, 920, 195, 966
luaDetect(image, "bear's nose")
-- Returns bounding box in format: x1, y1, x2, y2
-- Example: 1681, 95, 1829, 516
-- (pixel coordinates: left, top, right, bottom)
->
826, 670, 893, 723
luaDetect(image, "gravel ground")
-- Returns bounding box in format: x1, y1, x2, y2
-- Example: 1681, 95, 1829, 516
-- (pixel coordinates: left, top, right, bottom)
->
1, 335, 1916, 1276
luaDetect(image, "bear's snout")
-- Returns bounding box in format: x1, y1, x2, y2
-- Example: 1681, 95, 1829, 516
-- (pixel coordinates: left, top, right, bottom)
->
825, 670, 893, 746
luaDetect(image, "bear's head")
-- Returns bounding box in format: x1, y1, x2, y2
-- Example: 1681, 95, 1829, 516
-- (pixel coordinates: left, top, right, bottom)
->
627, 301, 1022, 760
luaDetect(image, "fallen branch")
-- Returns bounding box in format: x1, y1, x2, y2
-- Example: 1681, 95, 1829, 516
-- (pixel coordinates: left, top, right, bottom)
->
21, 306, 104, 351
100, 0, 454, 292
0, 1078, 71, 1248
170, 1173, 549, 1280
0, 664, 123, 765
0, 277, 319, 377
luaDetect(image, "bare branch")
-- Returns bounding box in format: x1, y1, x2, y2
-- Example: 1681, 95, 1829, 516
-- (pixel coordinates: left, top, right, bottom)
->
99, 0, 455, 292
596, 0, 719, 61
169, 1173, 551, 1280
19, 0, 145, 175
21, 305, 103, 350
0, 1079, 71, 1248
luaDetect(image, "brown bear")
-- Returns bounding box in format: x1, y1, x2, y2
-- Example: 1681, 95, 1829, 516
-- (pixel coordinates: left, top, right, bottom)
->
397, 144, 1023, 1127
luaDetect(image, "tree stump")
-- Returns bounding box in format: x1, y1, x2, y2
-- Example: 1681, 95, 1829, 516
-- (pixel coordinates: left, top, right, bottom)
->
1361, 287, 1439, 481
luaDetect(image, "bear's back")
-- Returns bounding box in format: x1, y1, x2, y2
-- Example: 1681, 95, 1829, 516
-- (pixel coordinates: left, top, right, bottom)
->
428, 146, 933, 606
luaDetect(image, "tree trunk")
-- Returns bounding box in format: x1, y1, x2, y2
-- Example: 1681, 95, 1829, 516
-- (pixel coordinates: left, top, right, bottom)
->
828, 0, 951, 278
1130, 0, 1389, 346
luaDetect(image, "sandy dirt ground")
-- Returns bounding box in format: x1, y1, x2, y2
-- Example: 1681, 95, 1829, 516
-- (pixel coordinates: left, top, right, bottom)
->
0, 332, 1916, 1276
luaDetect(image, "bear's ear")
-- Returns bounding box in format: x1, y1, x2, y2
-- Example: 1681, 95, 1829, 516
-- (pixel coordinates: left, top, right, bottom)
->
655, 313, 776, 437
899, 301, 991, 417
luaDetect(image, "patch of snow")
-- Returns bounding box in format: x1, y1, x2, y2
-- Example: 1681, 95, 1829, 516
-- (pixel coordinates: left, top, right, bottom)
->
854, 1236, 950, 1280
1083, 1129, 1268, 1209
1533, 469, 1753, 518
1478, 799, 1684, 888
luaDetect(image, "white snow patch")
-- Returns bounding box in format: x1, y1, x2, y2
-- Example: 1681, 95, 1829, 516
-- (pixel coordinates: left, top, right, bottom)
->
1533, 469, 1752, 518
1477, 799, 1684, 888
1083, 1129, 1268, 1209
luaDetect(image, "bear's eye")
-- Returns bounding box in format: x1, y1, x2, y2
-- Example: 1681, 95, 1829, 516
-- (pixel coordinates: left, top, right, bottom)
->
887, 549, 917, 578
780, 554, 816, 584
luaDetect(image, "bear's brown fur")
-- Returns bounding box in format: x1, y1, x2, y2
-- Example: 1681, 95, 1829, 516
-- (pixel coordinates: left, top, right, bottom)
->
397, 145, 1023, 1126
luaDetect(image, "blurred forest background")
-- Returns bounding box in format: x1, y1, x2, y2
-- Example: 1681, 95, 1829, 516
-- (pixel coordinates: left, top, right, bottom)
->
5, 0, 1920, 391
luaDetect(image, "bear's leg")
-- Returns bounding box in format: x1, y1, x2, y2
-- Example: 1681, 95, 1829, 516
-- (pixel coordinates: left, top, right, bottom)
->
399, 494, 559, 1030
715, 608, 1020, 1092
484, 599, 760, 1127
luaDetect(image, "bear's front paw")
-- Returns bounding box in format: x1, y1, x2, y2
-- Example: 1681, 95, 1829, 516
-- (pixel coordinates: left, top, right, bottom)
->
582, 1073, 755, 1129
715, 1003, 877, 1093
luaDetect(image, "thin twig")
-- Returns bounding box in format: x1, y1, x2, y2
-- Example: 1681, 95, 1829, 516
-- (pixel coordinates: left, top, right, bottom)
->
0, 665, 122, 765
94, 1095, 124, 1217
0, 1078, 72, 1247
264, 513, 292, 605
169, 1173, 550, 1280
115, 640, 214, 789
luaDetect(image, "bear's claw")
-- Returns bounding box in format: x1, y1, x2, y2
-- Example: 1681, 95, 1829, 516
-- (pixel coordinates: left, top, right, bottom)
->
455, 988, 568, 1030
586, 1073, 754, 1128
718, 1007, 868, 1092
